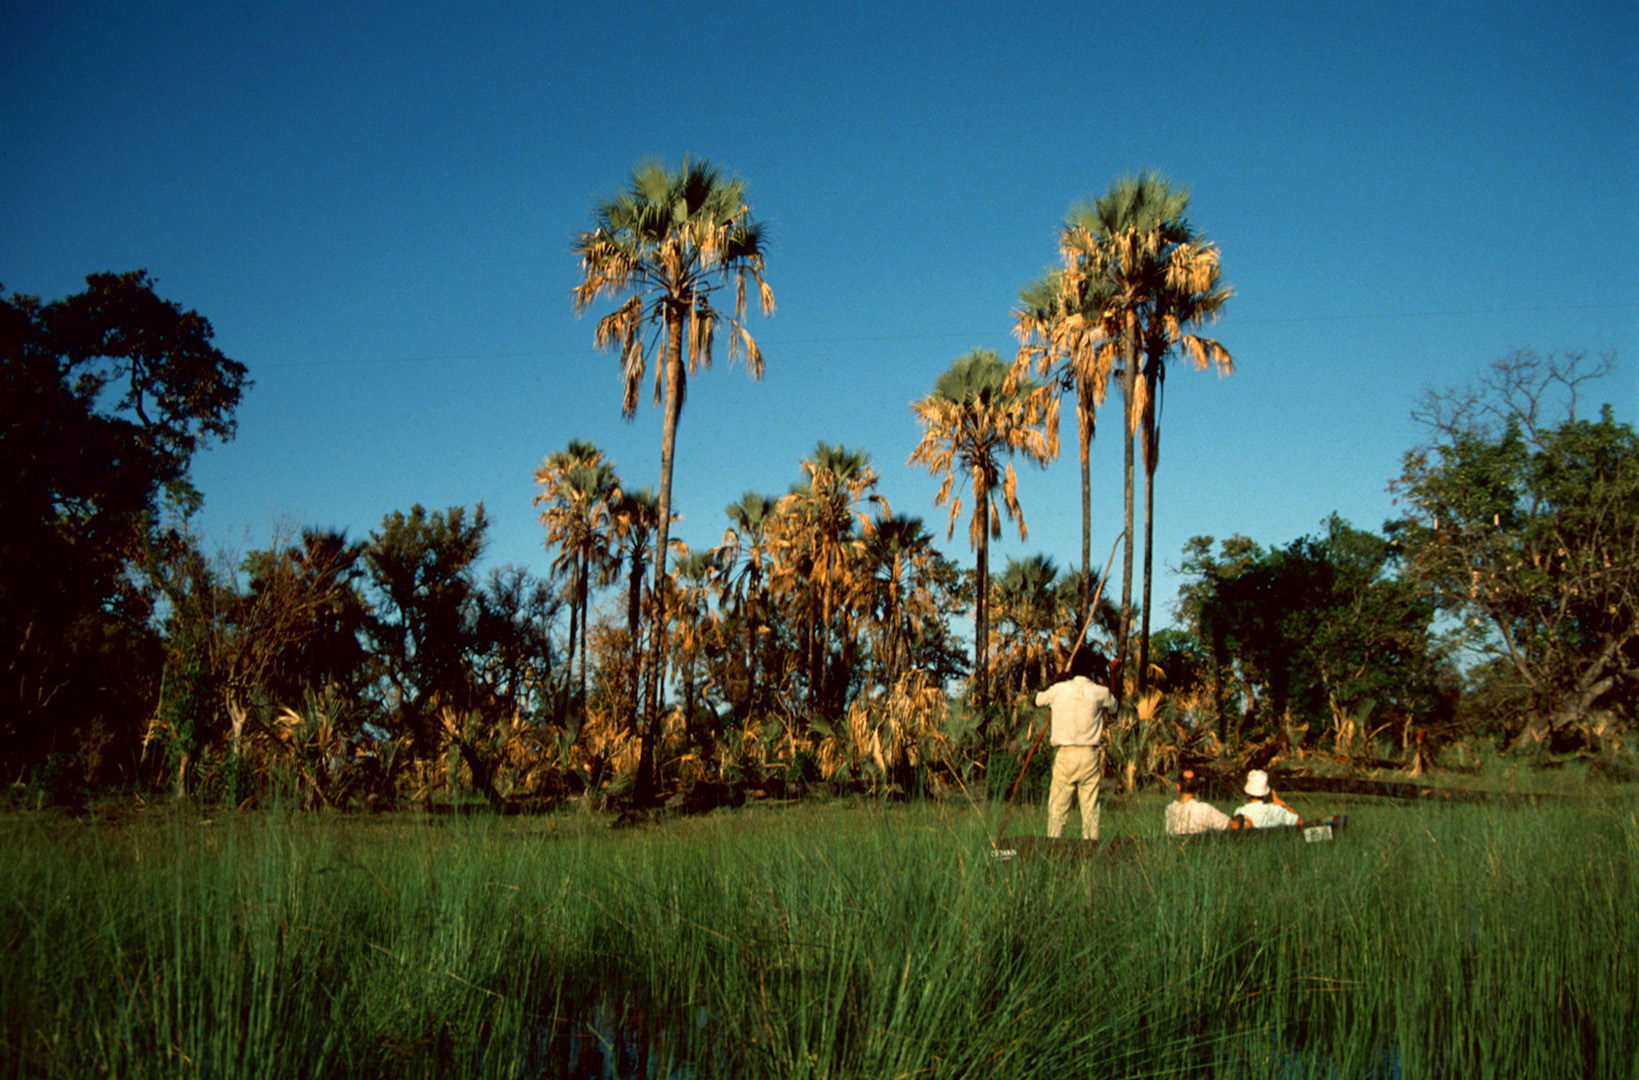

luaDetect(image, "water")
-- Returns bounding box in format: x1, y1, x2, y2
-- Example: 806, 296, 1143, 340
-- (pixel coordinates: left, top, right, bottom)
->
518, 989, 733, 1080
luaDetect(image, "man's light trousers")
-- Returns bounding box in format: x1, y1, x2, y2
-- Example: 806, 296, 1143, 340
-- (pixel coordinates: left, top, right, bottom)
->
1046, 744, 1103, 840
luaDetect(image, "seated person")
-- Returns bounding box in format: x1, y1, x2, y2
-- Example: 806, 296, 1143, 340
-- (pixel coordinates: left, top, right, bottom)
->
1234, 769, 1302, 828
1164, 769, 1242, 835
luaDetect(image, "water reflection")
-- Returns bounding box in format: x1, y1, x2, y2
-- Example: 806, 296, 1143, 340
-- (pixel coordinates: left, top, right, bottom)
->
520, 988, 731, 1080
517, 989, 1410, 1079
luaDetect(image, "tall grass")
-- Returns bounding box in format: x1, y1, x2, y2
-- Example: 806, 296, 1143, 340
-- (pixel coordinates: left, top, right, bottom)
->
2, 791, 1634, 1078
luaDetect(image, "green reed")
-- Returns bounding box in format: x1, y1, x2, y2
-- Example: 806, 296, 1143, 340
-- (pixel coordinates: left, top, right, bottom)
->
2, 790, 1634, 1078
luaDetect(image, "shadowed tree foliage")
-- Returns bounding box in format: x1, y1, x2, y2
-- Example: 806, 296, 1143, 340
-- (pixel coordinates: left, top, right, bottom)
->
155, 518, 558, 809
363, 504, 499, 804
857, 515, 967, 696
667, 548, 721, 741
471, 564, 560, 740
572, 156, 774, 805
1, 271, 248, 778
991, 554, 1069, 702
609, 485, 663, 731
1175, 517, 1452, 752
234, 528, 371, 715
150, 525, 373, 799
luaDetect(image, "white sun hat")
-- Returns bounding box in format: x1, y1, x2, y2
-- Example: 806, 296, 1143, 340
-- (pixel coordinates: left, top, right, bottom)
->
1244, 769, 1271, 798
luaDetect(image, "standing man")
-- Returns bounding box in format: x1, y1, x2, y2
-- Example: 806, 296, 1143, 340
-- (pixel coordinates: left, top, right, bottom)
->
1036, 650, 1118, 840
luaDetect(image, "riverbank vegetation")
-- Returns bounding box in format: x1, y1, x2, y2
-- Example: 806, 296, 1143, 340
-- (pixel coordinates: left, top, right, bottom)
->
5, 168, 1633, 815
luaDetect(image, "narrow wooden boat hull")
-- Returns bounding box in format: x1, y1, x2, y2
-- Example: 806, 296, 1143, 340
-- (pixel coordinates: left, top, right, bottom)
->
989, 816, 1348, 863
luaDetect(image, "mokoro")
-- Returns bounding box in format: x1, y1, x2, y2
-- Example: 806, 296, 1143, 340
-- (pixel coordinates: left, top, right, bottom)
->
989, 816, 1348, 863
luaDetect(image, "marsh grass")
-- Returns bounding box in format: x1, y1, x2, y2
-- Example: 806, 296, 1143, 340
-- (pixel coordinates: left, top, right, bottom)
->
2, 790, 1634, 1078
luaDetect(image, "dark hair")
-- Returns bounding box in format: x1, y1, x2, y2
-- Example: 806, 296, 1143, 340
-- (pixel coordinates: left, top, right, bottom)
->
1059, 648, 1097, 683
1176, 769, 1202, 795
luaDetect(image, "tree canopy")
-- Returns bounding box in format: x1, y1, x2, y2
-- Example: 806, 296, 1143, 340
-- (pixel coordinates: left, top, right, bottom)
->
1, 271, 248, 775
1176, 517, 1454, 751
1391, 350, 1637, 746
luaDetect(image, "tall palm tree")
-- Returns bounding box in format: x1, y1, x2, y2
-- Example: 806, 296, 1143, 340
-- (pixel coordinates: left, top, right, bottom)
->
1135, 232, 1232, 691
572, 157, 774, 803
1048, 172, 1230, 684
909, 349, 1057, 726
532, 443, 619, 719
1013, 270, 1119, 627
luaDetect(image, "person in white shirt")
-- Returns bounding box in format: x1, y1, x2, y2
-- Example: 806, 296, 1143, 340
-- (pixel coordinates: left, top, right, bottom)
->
1035, 650, 1118, 840
1234, 769, 1302, 828
1164, 769, 1244, 835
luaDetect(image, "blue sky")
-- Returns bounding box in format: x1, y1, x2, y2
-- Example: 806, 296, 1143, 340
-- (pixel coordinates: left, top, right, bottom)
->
5, 0, 1635, 633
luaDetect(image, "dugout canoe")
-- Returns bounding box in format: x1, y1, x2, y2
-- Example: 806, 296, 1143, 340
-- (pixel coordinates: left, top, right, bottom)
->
988, 816, 1348, 863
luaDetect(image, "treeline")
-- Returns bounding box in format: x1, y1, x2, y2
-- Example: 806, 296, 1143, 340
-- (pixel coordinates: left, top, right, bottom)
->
6, 272, 1635, 810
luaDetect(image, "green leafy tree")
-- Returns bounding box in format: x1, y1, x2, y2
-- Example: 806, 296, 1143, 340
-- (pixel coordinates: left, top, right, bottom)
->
363, 504, 501, 806
572, 156, 774, 804
1, 271, 248, 777
1176, 518, 1450, 752
1391, 350, 1636, 747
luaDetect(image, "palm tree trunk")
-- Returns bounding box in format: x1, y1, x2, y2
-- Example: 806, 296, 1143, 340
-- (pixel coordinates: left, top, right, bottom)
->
1140, 458, 1155, 696
683, 653, 696, 740
742, 568, 759, 721
639, 306, 686, 805
1078, 382, 1094, 627
453, 736, 507, 813
1118, 330, 1139, 676
812, 580, 832, 715
564, 575, 580, 726
974, 478, 991, 722
578, 559, 590, 712
626, 549, 645, 734
1138, 349, 1166, 697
